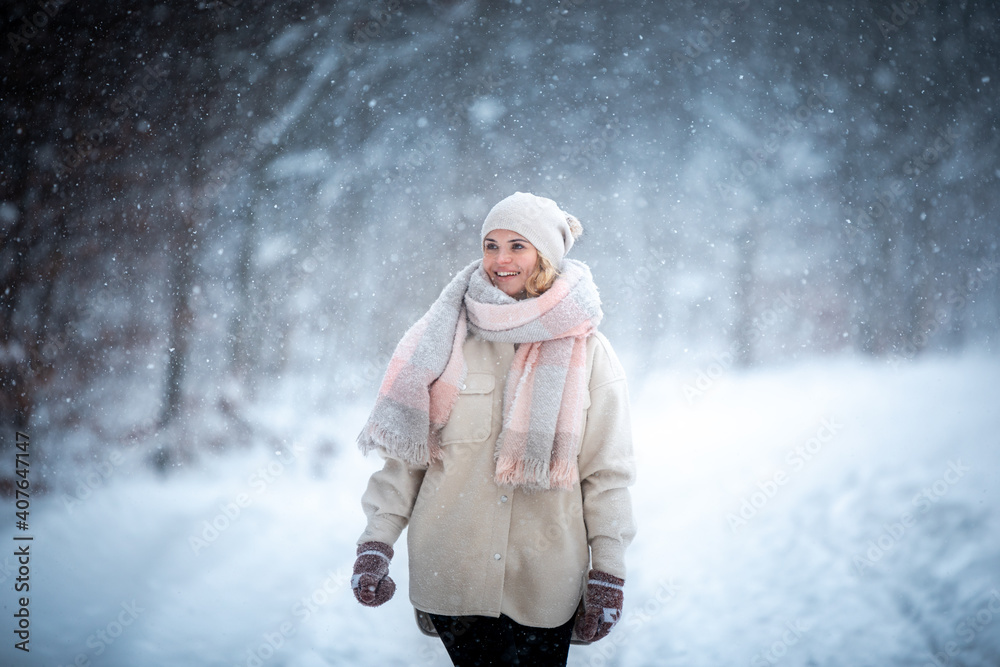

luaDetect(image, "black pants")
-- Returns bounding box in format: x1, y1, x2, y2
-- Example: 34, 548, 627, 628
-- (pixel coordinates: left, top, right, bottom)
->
428, 612, 575, 667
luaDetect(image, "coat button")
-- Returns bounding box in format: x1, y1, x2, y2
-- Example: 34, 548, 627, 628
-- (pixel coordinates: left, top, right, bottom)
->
494, 553, 502, 561
500, 495, 508, 503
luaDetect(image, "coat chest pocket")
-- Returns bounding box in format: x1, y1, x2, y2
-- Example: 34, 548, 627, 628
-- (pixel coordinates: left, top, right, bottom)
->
439, 372, 495, 445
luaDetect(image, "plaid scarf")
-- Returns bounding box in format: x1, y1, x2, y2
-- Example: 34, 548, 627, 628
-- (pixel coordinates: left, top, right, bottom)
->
357, 258, 602, 491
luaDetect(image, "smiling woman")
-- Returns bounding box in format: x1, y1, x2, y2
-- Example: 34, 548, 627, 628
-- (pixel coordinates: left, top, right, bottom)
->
480, 193, 583, 301
482, 229, 538, 299
352, 191, 636, 666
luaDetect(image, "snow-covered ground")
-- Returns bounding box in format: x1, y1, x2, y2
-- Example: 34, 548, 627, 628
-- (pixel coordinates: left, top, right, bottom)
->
4, 354, 999, 666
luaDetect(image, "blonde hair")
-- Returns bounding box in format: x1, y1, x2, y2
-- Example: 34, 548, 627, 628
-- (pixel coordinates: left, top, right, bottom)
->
525, 213, 583, 297
525, 254, 559, 297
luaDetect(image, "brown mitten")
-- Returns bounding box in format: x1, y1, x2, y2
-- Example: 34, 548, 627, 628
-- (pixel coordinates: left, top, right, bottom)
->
574, 569, 624, 642
351, 541, 396, 607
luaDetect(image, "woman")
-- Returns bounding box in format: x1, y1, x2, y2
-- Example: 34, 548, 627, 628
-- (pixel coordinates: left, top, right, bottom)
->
352, 192, 636, 666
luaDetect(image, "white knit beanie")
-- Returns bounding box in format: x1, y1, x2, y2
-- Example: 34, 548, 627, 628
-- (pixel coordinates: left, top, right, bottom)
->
480, 192, 583, 268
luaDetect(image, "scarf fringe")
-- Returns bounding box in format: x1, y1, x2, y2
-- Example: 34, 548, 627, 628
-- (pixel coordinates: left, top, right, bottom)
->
547, 456, 579, 490
358, 421, 441, 466
494, 456, 577, 492
495, 456, 551, 490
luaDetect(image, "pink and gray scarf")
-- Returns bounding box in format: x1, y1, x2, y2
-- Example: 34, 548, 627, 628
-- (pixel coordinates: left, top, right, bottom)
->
357, 258, 603, 491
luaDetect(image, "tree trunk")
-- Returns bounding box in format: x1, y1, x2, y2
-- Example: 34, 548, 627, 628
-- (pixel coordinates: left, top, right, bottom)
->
229, 204, 257, 388
732, 218, 758, 367
158, 205, 196, 429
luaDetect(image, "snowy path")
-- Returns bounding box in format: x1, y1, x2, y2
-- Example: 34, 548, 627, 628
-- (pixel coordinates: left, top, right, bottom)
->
3, 355, 999, 666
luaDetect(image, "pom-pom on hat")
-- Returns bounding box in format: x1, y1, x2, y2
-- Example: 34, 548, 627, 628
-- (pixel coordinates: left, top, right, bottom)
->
480, 192, 583, 268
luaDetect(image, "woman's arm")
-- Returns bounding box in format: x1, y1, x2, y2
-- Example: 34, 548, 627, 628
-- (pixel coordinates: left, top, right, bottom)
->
358, 454, 428, 546
577, 334, 638, 578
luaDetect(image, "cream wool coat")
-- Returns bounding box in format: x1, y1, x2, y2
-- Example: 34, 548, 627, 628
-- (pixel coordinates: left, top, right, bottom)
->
358, 331, 637, 628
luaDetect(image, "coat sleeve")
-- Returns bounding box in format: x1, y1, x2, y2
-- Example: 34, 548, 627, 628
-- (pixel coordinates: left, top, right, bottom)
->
357, 452, 428, 547
577, 334, 638, 579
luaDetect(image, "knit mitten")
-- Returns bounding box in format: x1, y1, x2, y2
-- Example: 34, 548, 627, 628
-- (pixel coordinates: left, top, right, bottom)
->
574, 569, 624, 642
352, 541, 396, 607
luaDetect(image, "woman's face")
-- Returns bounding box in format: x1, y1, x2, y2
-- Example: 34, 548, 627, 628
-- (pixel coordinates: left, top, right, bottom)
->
482, 228, 539, 299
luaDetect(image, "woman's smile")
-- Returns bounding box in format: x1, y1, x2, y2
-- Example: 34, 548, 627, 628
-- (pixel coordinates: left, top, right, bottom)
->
483, 228, 538, 299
